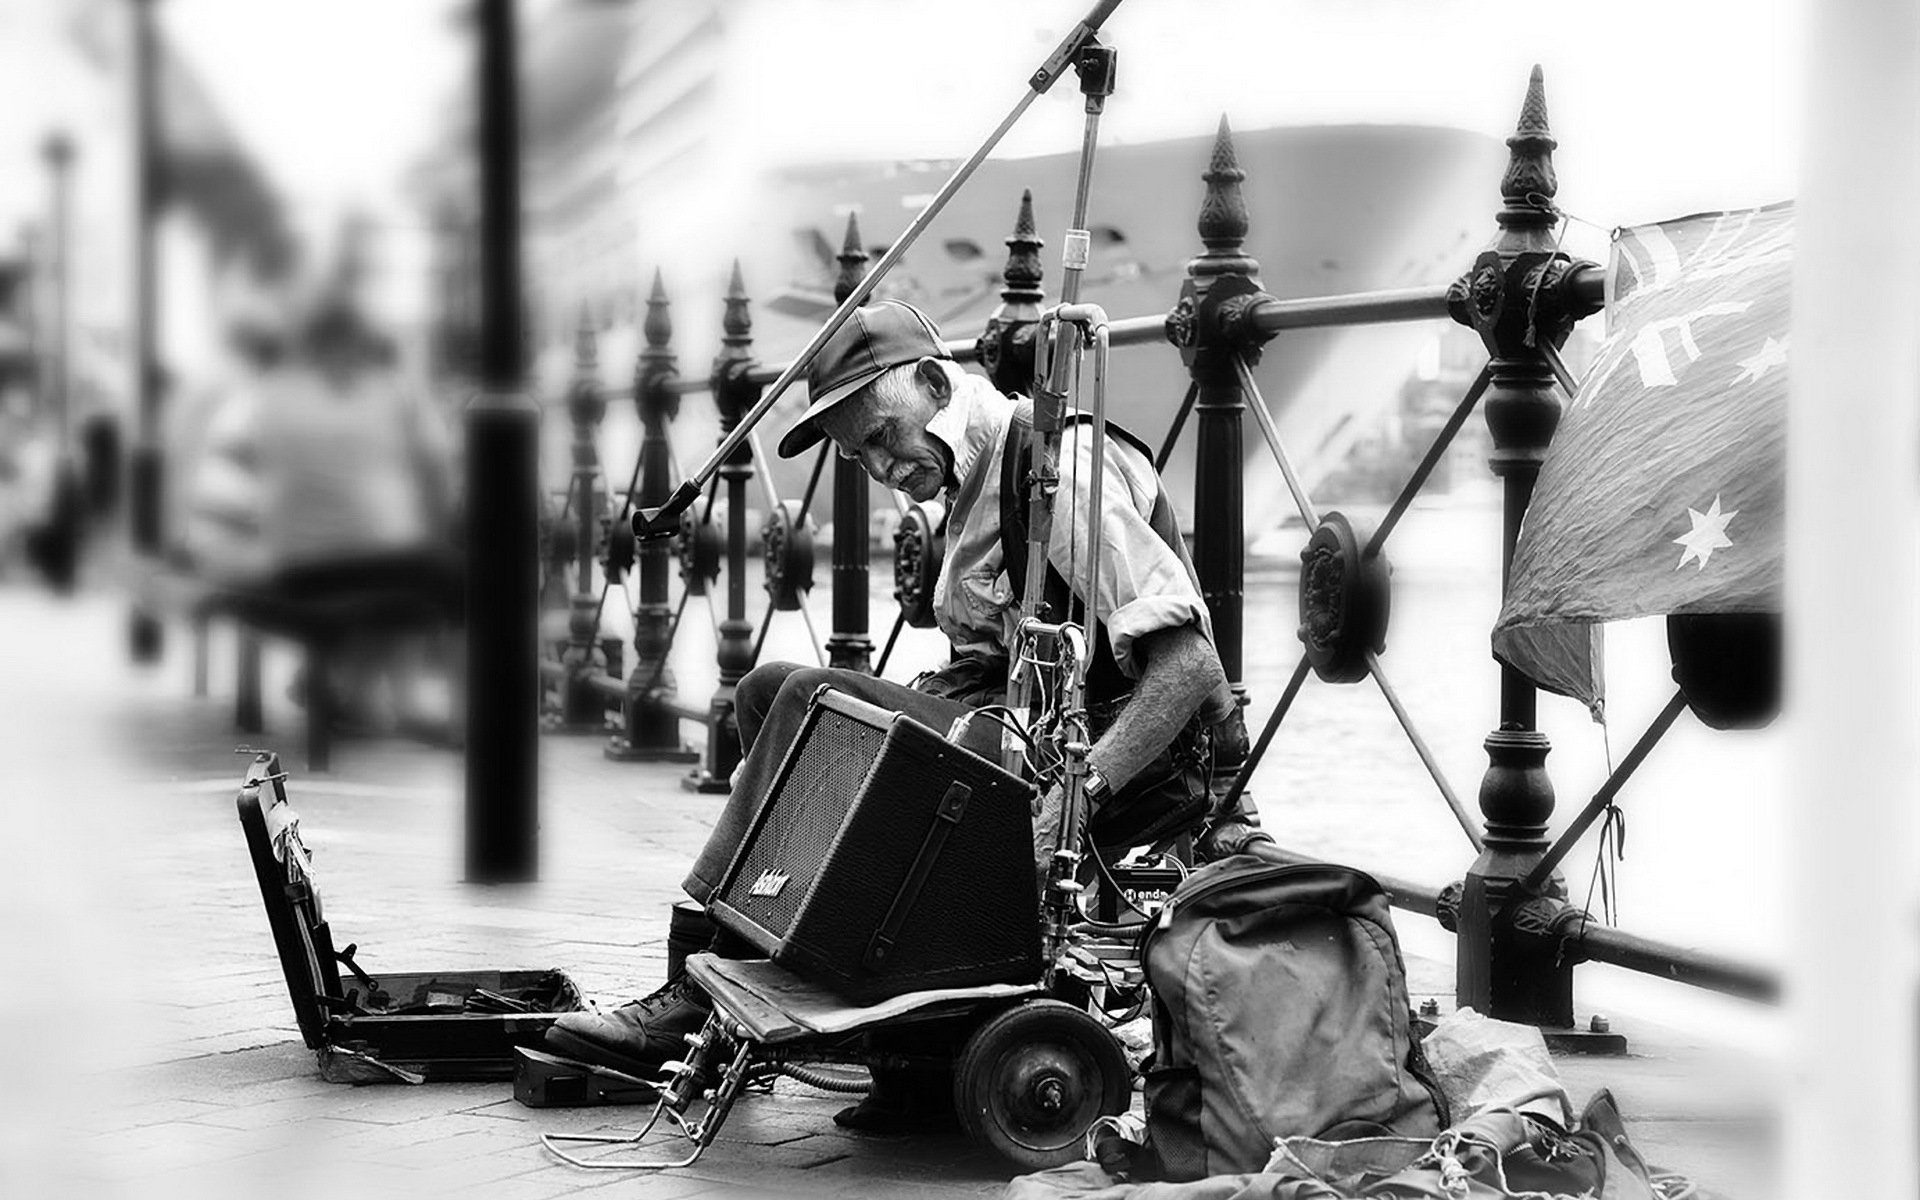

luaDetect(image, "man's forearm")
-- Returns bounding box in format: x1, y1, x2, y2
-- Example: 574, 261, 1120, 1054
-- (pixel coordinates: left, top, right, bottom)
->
1084, 624, 1227, 790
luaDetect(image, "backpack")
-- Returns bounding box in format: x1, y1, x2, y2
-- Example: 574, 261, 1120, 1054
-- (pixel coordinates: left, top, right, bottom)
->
1133, 855, 1447, 1182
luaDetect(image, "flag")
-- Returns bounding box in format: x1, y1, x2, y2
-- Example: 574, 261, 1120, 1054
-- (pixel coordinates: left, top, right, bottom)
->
1494, 202, 1793, 714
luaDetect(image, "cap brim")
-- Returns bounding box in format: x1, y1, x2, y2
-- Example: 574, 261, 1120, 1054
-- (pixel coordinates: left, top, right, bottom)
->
776, 365, 886, 458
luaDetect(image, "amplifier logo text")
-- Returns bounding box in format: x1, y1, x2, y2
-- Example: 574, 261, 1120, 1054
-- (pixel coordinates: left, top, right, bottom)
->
749, 870, 790, 898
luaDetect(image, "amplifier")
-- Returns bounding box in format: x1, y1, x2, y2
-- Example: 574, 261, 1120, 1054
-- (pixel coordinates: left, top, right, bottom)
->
709, 686, 1042, 1002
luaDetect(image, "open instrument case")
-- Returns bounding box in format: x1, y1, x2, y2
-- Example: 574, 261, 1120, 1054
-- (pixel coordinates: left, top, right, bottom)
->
236, 750, 584, 1081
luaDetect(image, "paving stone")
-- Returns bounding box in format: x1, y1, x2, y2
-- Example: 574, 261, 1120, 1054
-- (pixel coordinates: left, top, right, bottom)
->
0, 592, 1780, 1200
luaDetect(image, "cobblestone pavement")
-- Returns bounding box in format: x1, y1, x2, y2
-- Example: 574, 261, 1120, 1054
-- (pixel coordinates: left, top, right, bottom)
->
0, 587, 1778, 1199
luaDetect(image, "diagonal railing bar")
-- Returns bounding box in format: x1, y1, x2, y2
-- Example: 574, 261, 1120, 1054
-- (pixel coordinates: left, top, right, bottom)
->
599, 468, 721, 637
747, 596, 778, 668
1522, 688, 1689, 893
1219, 654, 1313, 817
1233, 355, 1320, 529
1364, 363, 1493, 559
1364, 649, 1485, 851
795, 442, 831, 527
795, 599, 828, 668
1540, 341, 1581, 400
746, 426, 835, 668
1153, 381, 1201, 473
874, 610, 908, 677
745, 429, 783, 515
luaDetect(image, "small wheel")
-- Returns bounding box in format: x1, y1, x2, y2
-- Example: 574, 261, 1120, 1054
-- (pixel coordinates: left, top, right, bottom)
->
952, 1000, 1130, 1171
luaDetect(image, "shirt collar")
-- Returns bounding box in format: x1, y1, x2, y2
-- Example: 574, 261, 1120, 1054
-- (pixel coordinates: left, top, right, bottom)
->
927, 373, 1012, 495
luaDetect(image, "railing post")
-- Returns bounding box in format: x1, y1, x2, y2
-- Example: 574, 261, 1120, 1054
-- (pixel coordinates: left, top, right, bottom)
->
978, 189, 1046, 396
687, 262, 761, 793
608, 271, 697, 762
1167, 118, 1273, 777
825, 214, 873, 672
553, 310, 610, 731
1444, 68, 1602, 1025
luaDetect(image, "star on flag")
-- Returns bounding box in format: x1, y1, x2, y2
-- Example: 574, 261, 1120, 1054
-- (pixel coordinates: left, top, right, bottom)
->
1674, 495, 1738, 570
1733, 336, 1789, 384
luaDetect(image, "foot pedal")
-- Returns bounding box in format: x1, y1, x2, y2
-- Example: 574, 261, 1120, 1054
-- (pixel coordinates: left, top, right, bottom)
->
513, 1046, 661, 1108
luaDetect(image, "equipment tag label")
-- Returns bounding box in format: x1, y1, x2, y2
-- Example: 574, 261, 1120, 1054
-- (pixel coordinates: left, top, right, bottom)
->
749, 870, 790, 898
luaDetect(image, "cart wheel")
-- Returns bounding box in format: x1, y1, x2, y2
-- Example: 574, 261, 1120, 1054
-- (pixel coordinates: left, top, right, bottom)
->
952, 1000, 1130, 1171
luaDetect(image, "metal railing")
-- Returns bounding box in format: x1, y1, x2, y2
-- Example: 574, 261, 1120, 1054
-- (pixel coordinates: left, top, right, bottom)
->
531, 66, 1779, 1028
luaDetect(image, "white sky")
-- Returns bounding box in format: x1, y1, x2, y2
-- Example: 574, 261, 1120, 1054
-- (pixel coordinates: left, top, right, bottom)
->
140, 0, 1805, 234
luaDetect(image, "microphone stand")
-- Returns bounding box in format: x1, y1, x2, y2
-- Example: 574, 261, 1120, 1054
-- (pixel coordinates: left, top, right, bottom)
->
998, 40, 1118, 982
632, 0, 1127, 539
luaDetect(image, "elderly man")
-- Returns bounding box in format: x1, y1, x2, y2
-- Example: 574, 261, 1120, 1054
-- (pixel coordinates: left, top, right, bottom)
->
547, 300, 1241, 1126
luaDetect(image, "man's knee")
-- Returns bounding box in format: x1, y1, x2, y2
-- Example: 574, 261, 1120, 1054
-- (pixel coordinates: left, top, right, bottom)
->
739, 663, 860, 749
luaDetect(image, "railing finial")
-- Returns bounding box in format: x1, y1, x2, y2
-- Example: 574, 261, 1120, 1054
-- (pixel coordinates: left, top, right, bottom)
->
1197, 114, 1251, 262
643, 268, 671, 352
1002, 188, 1045, 305
835, 212, 868, 304
722, 259, 751, 346
1500, 64, 1559, 229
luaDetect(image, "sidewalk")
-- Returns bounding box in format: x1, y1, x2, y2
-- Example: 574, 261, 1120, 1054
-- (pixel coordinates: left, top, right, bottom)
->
0, 586, 1777, 1199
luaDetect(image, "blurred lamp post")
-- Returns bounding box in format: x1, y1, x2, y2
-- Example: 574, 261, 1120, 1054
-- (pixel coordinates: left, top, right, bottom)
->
128, 0, 164, 657
463, 0, 542, 883
37, 131, 82, 592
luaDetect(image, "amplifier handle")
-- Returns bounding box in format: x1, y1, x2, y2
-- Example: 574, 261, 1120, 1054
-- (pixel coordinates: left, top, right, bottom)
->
865, 782, 973, 970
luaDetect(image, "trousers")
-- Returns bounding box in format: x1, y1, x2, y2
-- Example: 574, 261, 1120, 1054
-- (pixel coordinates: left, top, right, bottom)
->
680, 663, 1001, 905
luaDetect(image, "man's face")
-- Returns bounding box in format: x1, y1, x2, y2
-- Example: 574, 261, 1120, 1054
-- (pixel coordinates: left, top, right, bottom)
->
822, 368, 951, 502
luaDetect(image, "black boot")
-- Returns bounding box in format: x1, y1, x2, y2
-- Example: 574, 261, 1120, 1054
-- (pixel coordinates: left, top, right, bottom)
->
833, 1063, 956, 1135
543, 976, 712, 1077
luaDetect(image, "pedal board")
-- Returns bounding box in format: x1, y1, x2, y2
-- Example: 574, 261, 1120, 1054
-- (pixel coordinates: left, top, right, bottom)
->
513, 1046, 661, 1107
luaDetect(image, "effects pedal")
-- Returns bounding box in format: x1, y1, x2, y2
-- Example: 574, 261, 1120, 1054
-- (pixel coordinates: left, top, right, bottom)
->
512, 1046, 660, 1108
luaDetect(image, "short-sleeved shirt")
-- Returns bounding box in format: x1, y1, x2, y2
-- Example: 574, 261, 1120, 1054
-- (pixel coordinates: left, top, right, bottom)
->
927, 371, 1213, 680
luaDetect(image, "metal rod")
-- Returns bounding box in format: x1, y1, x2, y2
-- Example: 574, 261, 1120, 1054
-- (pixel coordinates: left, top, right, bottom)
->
1233, 838, 1442, 920
1522, 689, 1690, 892
747, 593, 777, 667
1070, 314, 1112, 665
796, 600, 828, 668
1153, 381, 1199, 472
1250, 285, 1453, 333
1365, 363, 1492, 558
634, 0, 1126, 534
1572, 922, 1779, 1003
796, 441, 831, 526
745, 428, 782, 515
1220, 654, 1312, 816
1540, 340, 1581, 399
715, 283, 1455, 390
874, 610, 908, 677
1364, 650, 1484, 852
1232, 355, 1319, 528
1238, 840, 1777, 999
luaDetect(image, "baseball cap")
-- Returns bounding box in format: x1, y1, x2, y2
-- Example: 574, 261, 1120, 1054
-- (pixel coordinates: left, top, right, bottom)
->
777, 299, 951, 459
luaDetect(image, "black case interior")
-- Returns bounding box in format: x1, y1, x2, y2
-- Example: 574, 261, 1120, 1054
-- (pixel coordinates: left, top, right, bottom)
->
236, 751, 583, 1080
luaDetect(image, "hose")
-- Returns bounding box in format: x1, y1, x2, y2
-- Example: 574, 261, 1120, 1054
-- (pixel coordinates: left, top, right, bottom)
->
774, 1062, 872, 1095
